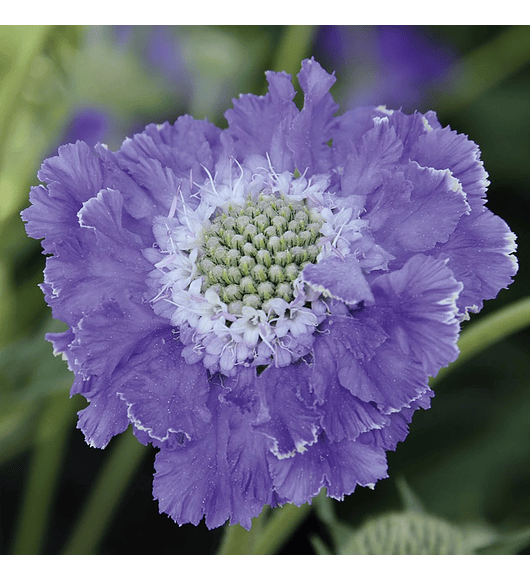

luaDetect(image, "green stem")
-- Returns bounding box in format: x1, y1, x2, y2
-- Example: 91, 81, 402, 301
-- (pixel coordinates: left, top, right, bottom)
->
270, 25, 317, 78
11, 391, 77, 554
253, 502, 312, 555
62, 427, 148, 554
218, 502, 312, 555
0, 25, 51, 164
217, 515, 265, 555
433, 297, 530, 386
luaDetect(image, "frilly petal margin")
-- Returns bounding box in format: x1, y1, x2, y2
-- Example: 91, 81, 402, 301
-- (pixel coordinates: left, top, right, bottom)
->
372, 254, 463, 376
116, 116, 222, 180
251, 364, 321, 459
359, 391, 434, 452
269, 435, 388, 506
429, 208, 518, 317
316, 312, 429, 414
288, 57, 339, 175
21, 142, 105, 253
153, 383, 275, 530
309, 318, 390, 443
225, 70, 298, 163
413, 120, 490, 211
76, 386, 130, 449
302, 254, 374, 305
116, 332, 211, 443
369, 162, 470, 256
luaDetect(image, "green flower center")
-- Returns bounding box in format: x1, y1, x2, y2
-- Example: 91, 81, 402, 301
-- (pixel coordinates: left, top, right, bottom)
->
197, 195, 325, 314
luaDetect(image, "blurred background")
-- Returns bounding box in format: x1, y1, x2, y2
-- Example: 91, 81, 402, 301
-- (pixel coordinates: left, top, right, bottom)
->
0, 24, 529, 555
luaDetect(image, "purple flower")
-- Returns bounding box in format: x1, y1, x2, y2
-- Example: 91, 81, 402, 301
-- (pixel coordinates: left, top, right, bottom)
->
314, 25, 456, 110
60, 107, 112, 149
112, 25, 192, 99
22, 59, 517, 530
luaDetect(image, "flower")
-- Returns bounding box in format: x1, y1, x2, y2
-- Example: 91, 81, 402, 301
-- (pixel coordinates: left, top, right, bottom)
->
314, 25, 456, 110
22, 58, 517, 530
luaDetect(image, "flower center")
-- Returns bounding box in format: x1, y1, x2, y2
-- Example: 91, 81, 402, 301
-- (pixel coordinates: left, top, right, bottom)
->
197, 194, 325, 314
145, 161, 366, 376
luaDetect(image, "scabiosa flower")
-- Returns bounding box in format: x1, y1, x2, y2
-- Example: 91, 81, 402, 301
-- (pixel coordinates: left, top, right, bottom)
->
22, 58, 517, 530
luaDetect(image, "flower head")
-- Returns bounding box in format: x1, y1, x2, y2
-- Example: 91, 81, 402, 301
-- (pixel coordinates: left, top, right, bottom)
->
22, 58, 517, 530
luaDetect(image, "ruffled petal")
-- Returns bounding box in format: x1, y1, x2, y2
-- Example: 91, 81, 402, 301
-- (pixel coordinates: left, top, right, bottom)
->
369, 162, 470, 255
225, 70, 298, 164
302, 254, 374, 305
117, 332, 211, 442
94, 143, 160, 221
22, 185, 79, 254
76, 385, 129, 449
359, 391, 433, 451
413, 124, 490, 210
270, 435, 388, 505
314, 310, 428, 414
21, 142, 105, 252
37, 141, 104, 207
372, 254, 463, 376
106, 156, 185, 219
331, 106, 380, 169
379, 109, 430, 160
117, 116, 222, 179
287, 57, 339, 174
429, 208, 518, 316
69, 299, 163, 379
337, 338, 429, 414
153, 385, 274, 530
340, 115, 403, 200
310, 324, 389, 443
41, 189, 153, 327
77, 187, 145, 248
251, 363, 321, 458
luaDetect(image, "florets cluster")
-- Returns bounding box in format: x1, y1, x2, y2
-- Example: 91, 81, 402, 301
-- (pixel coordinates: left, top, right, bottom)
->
22, 58, 517, 530
198, 195, 323, 307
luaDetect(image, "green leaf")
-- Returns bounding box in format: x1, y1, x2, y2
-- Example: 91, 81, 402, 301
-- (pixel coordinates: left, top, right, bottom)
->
432, 297, 530, 386
310, 534, 333, 555
339, 511, 469, 555
0, 259, 16, 346
312, 488, 357, 554
11, 392, 80, 554
396, 475, 426, 513
475, 527, 530, 555
0, 26, 79, 227
0, 316, 72, 463
62, 427, 148, 555
432, 25, 530, 115
0, 399, 39, 464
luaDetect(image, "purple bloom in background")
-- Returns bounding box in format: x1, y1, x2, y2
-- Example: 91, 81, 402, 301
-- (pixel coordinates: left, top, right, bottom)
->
113, 25, 192, 100
314, 25, 456, 110
54, 26, 192, 156
60, 107, 112, 149
22, 59, 517, 529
